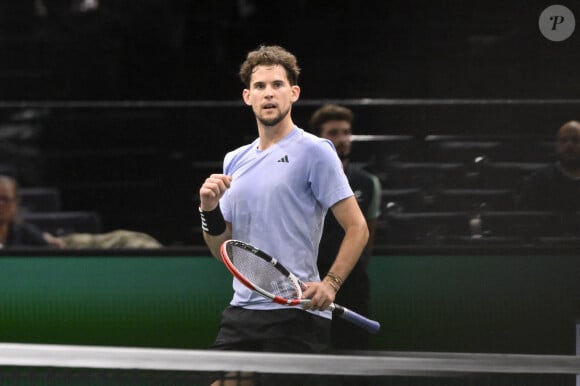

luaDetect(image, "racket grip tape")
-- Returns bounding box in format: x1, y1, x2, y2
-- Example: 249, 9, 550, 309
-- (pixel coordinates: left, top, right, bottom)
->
332, 304, 381, 334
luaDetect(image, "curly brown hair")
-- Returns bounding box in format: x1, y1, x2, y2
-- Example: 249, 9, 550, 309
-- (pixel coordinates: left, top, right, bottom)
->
239, 45, 301, 88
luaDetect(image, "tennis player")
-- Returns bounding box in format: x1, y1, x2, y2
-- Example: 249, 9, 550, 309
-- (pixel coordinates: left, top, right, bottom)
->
198, 45, 368, 385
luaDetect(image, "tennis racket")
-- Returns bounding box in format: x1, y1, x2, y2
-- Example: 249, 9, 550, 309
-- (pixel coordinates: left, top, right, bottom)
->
220, 239, 381, 334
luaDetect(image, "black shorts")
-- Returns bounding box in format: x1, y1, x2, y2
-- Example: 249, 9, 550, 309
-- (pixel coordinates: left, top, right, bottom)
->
210, 305, 331, 353
208, 306, 331, 386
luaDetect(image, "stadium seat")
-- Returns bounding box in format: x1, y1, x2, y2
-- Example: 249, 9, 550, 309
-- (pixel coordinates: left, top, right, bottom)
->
19, 187, 62, 213
425, 135, 555, 163
380, 161, 467, 192
380, 211, 471, 244
425, 138, 504, 163
350, 134, 423, 163
20, 211, 102, 236
432, 189, 516, 212
381, 188, 426, 213
476, 162, 548, 189
478, 211, 571, 241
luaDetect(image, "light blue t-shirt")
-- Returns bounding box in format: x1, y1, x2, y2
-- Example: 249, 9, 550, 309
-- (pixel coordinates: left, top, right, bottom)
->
220, 127, 353, 318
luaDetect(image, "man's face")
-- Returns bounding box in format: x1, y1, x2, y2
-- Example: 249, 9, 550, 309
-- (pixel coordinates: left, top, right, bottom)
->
0, 181, 17, 224
556, 122, 580, 167
319, 120, 352, 160
242, 65, 300, 127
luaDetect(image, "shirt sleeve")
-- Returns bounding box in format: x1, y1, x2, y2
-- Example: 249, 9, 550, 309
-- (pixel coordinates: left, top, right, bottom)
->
308, 139, 353, 209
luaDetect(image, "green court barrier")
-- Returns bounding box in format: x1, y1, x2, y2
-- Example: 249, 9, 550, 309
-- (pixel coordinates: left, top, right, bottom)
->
368, 254, 580, 355
0, 256, 231, 349
0, 252, 579, 355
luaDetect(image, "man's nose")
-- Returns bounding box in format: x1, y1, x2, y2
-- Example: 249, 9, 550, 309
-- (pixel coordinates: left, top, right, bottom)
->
265, 85, 275, 96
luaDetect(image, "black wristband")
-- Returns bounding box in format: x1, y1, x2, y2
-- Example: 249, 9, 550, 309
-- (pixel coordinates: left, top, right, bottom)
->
199, 206, 226, 236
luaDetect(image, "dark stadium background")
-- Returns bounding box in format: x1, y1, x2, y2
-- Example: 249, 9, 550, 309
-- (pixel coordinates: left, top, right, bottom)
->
0, 0, 578, 245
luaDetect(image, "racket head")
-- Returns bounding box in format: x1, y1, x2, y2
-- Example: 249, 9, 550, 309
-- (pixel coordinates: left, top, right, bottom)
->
220, 240, 303, 306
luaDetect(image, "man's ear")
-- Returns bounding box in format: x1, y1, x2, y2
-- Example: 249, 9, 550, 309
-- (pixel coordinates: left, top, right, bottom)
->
290, 85, 301, 103
242, 89, 251, 106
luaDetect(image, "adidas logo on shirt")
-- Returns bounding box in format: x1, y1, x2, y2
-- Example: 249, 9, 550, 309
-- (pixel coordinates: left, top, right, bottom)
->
277, 155, 289, 163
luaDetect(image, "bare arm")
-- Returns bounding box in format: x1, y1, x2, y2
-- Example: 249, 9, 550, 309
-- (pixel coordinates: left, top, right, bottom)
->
325, 195, 370, 282
302, 195, 369, 310
199, 174, 233, 260
202, 223, 232, 260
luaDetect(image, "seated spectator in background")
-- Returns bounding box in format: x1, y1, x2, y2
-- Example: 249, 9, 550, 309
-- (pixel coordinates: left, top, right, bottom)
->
0, 175, 52, 248
46, 229, 162, 249
0, 174, 161, 249
518, 120, 580, 211
309, 104, 382, 352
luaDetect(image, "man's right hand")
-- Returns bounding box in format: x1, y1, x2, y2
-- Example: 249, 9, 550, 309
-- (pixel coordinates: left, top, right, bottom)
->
199, 174, 232, 211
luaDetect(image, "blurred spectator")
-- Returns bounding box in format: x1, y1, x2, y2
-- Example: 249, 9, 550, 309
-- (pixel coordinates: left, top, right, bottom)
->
46, 229, 162, 249
0, 175, 53, 248
1, 174, 161, 249
309, 104, 382, 352
518, 120, 580, 211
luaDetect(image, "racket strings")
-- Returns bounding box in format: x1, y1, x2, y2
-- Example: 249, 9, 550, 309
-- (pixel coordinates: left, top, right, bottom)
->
228, 244, 300, 299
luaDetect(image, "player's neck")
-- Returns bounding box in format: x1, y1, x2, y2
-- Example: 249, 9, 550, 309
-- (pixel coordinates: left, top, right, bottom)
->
257, 121, 295, 150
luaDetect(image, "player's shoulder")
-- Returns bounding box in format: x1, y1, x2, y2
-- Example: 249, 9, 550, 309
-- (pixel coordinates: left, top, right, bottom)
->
294, 127, 335, 152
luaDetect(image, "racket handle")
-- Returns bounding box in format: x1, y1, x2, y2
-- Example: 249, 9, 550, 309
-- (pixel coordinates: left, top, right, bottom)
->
331, 303, 381, 334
